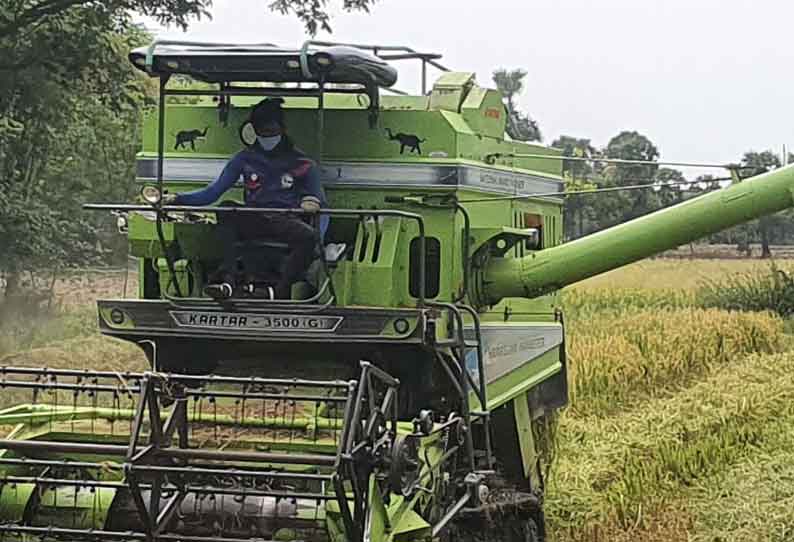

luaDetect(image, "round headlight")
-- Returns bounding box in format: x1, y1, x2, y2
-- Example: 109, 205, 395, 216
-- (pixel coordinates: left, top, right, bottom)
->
110, 308, 125, 325
141, 185, 162, 205
393, 318, 410, 334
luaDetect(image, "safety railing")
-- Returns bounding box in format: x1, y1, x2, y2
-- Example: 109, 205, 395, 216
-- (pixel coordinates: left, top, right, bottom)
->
84, 204, 429, 308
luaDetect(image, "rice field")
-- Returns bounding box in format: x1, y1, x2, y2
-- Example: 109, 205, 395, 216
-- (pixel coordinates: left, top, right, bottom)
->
0, 259, 792, 540
549, 259, 794, 542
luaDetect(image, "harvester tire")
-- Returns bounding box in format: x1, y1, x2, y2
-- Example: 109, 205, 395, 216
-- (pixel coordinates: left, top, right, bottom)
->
445, 517, 539, 542
445, 490, 543, 542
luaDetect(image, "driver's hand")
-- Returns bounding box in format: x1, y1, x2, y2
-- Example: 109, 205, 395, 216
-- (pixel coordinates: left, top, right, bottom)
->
300, 196, 321, 213
161, 193, 178, 205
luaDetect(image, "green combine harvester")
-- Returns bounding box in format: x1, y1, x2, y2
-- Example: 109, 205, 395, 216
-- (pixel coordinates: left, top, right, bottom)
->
2, 41, 794, 542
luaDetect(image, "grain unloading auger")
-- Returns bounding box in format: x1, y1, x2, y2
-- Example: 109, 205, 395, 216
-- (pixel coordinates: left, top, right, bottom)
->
477, 163, 794, 303
2, 39, 794, 542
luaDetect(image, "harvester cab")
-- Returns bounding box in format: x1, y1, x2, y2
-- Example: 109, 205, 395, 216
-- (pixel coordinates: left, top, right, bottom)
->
5, 38, 794, 542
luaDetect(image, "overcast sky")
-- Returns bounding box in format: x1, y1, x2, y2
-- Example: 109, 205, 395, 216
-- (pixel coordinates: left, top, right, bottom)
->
141, 0, 793, 178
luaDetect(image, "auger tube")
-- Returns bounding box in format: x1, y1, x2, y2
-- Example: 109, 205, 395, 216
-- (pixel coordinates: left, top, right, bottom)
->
481, 164, 794, 303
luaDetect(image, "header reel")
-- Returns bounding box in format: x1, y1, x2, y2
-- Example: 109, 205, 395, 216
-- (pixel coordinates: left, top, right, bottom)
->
0, 362, 462, 542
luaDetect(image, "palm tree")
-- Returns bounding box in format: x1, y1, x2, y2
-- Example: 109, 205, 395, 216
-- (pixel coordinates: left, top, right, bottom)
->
492, 68, 541, 142
492, 68, 527, 112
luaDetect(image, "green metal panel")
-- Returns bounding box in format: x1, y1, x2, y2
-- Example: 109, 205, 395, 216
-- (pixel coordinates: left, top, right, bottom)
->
438, 110, 473, 136
382, 95, 430, 111
486, 348, 562, 409
513, 394, 540, 485
461, 86, 505, 139
0, 483, 35, 524
366, 475, 389, 541
143, 104, 461, 162
428, 72, 475, 112
140, 88, 562, 172
32, 486, 116, 530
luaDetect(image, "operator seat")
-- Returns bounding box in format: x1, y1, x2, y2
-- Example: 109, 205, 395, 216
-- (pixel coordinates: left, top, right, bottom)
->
225, 218, 346, 300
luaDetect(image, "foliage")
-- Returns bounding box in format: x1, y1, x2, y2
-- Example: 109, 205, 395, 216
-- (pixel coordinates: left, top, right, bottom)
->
0, 6, 152, 297
551, 136, 596, 178
549, 130, 688, 238
697, 262, 794, 318
548, 131, 794, 251
600, 131, 661, 223
0, 0, 372, 39
739, 151, 787, 258
492, 68, 542, 142
605, 130, 659, 170
653, 167, 685, 207
552, 136, 598, 239
0, 0, 210, 39
269, 0, 379, 35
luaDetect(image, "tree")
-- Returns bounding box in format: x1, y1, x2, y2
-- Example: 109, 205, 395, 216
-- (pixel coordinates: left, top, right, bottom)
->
551, 136, 597, 238
551, 135, 596, 178
0, 19, 151, 299
741, 150, 783, 258
270, 0, 378, 35
654, 167, 686, 208
0, 0, 376, 39
492, 68, 542, 142
602, 131, 660, 222
604, 130, 659, 182
0, 0, 210, 40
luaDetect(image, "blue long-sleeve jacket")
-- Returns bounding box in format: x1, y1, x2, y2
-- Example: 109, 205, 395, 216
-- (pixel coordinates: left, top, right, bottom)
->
174, 140, 328, 236
174, 142, 325, 208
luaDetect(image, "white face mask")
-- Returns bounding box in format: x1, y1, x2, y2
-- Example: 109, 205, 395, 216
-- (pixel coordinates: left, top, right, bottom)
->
257, 134, 281, 151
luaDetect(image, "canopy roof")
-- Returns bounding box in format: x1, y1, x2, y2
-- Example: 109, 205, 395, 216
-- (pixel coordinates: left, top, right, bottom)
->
129, 41, 413, 88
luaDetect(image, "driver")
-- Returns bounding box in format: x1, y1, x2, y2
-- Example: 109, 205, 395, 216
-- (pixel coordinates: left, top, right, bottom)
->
170, 97, 327, 299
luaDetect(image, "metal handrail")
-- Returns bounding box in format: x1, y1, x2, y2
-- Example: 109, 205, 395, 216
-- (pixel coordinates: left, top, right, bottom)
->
299, 39, 448, 86
300, 39, 449, 95
143, 39, 448, 93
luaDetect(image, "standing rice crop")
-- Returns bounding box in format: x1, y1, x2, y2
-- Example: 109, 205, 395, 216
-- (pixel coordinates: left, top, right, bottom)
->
697, 262, 794, 318
566, 307, 783, 416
